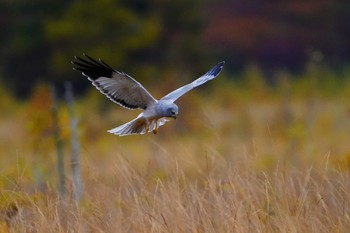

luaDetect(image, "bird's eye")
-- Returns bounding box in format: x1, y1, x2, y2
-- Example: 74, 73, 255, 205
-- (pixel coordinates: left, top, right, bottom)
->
168, 108, 175, 114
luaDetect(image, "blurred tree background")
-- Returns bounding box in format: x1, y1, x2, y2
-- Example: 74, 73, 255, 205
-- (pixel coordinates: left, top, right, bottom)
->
2, 1, 350, 229
1, 0, 350, 97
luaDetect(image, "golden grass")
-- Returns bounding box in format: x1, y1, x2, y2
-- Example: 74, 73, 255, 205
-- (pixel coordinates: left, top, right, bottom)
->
3, 153, 350, 232
1, 73, 350, 232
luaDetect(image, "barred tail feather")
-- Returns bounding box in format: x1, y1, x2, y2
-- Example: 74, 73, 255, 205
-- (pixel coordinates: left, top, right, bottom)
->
108, 118, 148, 136
108, 117, 170, 136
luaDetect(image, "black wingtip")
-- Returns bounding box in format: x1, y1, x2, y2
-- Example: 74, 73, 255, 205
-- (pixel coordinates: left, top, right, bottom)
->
207, 61, 225, 77
71, 53, 115, 79
217, 61, 225, 68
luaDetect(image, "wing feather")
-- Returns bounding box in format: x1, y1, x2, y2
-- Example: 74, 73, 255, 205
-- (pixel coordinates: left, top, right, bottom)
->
161, 61, 225, 102
72, 54, 157, 110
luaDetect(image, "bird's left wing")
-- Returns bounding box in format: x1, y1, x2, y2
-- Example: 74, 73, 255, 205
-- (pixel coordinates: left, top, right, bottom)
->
72, 54, 157, 110
160, 61, 225, 102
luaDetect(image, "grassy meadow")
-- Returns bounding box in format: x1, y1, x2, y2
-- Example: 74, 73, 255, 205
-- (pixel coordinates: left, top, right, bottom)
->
1, 64, 350, 232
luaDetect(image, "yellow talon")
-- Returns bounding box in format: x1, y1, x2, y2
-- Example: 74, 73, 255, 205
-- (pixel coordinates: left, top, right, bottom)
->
152, 120, 159, 134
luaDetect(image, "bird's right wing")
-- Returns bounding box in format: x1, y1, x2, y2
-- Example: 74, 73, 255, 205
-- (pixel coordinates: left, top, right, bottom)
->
72, 54, 157, 110
160, 61, 225, 102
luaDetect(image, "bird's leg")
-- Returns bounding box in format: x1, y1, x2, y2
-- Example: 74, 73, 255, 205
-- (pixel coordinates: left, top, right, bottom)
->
153, 120, 159, 134
145, 120, 150, 133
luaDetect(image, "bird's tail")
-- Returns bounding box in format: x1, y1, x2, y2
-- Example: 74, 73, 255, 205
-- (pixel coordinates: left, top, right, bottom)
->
108, 118, 170, 136
108, 118, 148, 136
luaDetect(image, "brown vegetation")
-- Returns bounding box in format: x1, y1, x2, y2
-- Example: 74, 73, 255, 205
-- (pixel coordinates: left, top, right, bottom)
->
1, 67, 350, 232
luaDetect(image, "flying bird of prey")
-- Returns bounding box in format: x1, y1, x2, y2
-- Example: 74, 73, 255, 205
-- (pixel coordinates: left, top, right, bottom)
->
72, 54, 225, 136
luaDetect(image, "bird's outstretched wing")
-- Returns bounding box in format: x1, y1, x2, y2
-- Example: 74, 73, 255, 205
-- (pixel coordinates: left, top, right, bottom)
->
72, 54, 157, 110
160, 61, 225, 102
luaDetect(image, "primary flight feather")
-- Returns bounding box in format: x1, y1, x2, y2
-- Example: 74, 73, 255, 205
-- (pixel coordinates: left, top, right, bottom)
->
72, 54, 225, 136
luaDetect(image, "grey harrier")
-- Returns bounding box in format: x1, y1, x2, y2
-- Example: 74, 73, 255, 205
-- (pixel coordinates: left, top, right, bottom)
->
72, 54, 225, 136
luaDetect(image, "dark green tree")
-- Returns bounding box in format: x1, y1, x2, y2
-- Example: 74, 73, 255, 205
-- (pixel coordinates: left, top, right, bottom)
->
46, 0, 207, 90
0, 0, 209, 96
0, 0, 69, 97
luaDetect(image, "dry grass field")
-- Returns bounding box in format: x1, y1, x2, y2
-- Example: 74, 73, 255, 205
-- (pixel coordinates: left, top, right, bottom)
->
1, 67, 350, 232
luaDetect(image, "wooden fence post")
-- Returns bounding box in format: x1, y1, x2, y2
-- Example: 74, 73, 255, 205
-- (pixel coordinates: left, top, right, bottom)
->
50, 84, 66, 198
65, 82, 83, 202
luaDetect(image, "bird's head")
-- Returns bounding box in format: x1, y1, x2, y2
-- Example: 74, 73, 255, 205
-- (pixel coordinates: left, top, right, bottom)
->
157, 101, 179, 119
166, 103, 179, 119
